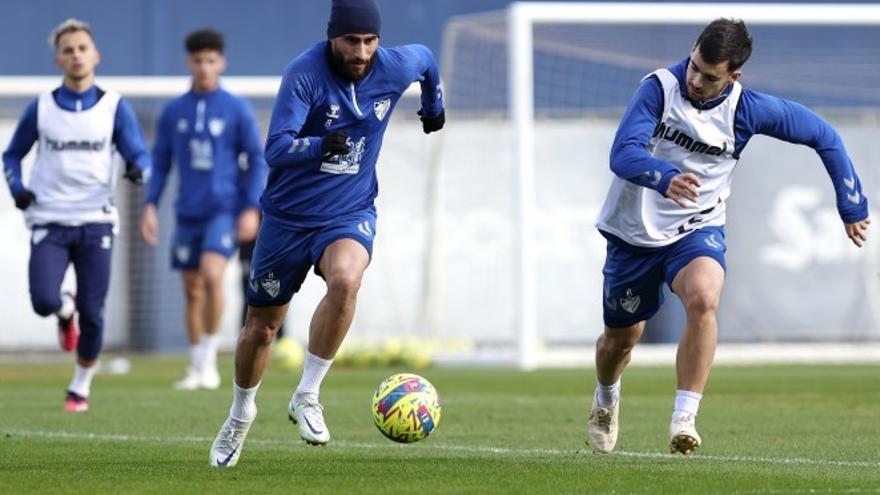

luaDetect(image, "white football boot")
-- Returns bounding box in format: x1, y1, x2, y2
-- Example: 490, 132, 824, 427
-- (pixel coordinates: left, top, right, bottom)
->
288, 394, 330, 445
209, 415, 254, 468
174, 366, 201, 391
587, 396, 620, 453
669, 413, 702, 456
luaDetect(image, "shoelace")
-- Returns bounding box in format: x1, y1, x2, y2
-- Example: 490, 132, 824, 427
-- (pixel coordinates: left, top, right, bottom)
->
591, 408, 612, 430
223, 419, 249, 445
298, 402, 326, 427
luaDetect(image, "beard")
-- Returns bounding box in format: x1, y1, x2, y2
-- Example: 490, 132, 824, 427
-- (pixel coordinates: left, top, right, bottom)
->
328, 43, 375, 81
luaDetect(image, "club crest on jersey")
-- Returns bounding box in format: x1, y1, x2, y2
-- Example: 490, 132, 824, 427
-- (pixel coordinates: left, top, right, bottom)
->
261, 272, 281, 298
373, 98, 391, 121
208, 119, 225, 137
620, 289, 641, 314
176, 119, 189, 133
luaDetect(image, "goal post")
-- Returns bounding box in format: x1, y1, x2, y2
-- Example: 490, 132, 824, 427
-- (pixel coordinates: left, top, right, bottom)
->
504, 2, 880, 370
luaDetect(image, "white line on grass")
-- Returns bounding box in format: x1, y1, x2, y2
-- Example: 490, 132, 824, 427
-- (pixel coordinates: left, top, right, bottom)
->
6, 429, 880, 469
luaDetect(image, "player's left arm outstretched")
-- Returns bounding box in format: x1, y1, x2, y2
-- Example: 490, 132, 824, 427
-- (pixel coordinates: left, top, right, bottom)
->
740, 90, 870, 247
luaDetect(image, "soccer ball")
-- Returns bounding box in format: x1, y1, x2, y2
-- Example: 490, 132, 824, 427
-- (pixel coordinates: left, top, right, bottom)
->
371, 373, 441, 443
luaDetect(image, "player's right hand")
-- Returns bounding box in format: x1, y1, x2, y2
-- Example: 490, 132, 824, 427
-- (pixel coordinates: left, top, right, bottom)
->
140, 203, 159, 247
13, 189, 36, 210
321, 131, 350, 157
665, 173, 701, 208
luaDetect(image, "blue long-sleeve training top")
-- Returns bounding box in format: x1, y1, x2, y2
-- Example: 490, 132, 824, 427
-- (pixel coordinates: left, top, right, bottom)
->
145, 87, 268, 221
262, 41, 443, 228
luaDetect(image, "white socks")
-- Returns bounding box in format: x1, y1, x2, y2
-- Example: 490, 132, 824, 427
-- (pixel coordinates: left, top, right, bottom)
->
68, 363, 97, 398
294, 351, 334, 401
200, 333, 220, 369
230, 381, 259, 422
57, 292, 75, 320
595, 380, 621, 408
192, 333, 220, 370
673, 389, 703, 420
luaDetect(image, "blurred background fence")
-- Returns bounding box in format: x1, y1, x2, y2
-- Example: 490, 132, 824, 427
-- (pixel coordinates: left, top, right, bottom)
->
1, 1, 879, 366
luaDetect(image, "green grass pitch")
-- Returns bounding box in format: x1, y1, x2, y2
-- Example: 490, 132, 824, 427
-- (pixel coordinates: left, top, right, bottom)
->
1, 356, 878, 494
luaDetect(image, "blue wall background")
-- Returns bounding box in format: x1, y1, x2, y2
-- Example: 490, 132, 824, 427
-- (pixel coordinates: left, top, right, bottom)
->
2, 0, 877, 76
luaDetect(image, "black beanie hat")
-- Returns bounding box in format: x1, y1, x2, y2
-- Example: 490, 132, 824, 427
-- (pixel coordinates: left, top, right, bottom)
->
327, 0, 382, 39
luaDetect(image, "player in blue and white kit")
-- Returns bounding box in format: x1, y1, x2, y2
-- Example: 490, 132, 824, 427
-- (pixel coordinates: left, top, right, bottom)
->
209, 0, 444, 467
588, 19, 870, 455
2, 19, 150, 413
141, 29, 267, 391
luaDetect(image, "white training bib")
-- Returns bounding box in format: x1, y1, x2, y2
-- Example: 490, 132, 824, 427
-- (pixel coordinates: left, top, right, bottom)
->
26, 89, 121, 227
597, 69, 742, 247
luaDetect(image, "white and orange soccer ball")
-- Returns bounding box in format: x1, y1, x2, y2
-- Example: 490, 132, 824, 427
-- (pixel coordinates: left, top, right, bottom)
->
371, 373, 441, 443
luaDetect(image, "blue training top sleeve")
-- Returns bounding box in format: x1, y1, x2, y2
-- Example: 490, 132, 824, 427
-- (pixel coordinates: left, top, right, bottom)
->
145, 104, 173, 206
264, 66, 324, 169
237, 99, 268, 211
113, 98, 151, 172
2, 99, 38, 197
737, 89, 869, 223
398, 44, 443, 117
609, 76, 682, 195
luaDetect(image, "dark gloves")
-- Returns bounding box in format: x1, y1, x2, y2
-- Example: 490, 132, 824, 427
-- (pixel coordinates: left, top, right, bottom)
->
418, 109, 445, 134
321, 130, 351, 157
124, 162, 144, 185
13, 189, 36, 210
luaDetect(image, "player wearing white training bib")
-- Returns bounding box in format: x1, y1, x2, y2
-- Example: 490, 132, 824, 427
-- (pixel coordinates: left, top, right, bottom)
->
1, 19, 150, 414
587, 19, 870, 457
597, 69, 741, 246
28, 89, 121, 227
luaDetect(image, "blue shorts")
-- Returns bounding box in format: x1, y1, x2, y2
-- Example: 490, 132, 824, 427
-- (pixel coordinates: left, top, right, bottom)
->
246, 207, 377, 307
171, 213, 236, 270
601, 226, 727, 328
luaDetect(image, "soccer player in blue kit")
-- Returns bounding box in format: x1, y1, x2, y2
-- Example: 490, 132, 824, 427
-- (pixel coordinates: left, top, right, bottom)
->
2, 19, 150, 412
589, 19, 870, 455
141, 29, 267, 391
209, 0, 444, 467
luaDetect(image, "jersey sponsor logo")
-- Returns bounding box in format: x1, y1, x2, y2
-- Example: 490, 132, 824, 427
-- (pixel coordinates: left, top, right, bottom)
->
208, 118, 225, 137
44, 137, 107, 152
320, 136, 365, 175
189, 138, 214, 170
373, 98, 391, 121
652, 122, 727, 156
32, 228, 49, 245
260, 271, 281, 298
620, 288, 641, 314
